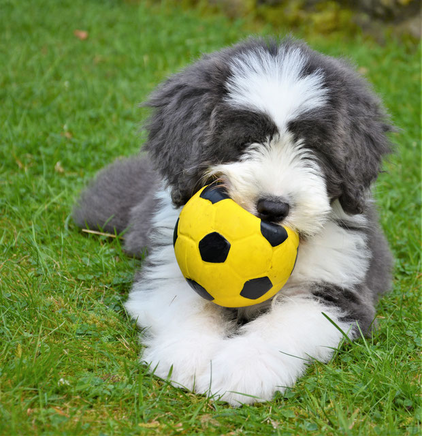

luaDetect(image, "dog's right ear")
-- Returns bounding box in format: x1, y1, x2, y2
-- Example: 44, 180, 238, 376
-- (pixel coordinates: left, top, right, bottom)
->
143, 55, 231, 207
144, 76, 213, 206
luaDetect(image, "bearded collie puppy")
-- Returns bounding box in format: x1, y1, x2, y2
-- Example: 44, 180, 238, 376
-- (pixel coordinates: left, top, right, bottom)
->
73, 37, 393, 405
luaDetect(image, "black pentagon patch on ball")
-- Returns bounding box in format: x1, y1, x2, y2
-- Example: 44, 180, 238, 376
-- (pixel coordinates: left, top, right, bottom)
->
260, 221, 288, 247
186, 279, 214, 301
200, 183, 230, 204
240, 276, 273, 300
199, 232, 231, 263
173, 218, 179, 247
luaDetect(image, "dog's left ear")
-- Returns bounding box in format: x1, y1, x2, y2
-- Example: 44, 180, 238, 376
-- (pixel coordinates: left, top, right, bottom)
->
339, 118, 394, 215
334, 66, 394, 215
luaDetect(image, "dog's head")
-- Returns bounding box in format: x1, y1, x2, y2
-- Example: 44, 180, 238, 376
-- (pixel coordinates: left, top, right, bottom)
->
145, 38, 393, 237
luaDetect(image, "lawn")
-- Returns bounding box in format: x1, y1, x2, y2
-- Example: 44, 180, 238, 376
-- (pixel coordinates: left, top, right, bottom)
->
0, 0, 420, 434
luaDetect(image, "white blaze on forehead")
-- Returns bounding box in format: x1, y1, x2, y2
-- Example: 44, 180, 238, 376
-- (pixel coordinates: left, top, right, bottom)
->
225, 47, 328, 131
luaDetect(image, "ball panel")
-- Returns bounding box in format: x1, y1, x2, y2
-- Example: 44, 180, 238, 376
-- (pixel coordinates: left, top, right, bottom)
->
186, 279, 214, 301
178, 193, 216, 242
174, 234, 203, 280
199, 232, 231, 263
271, 228, 299, 269
228, 235, 273, 278
199, 183, 230, 204
260, 221, 288, 247
240, 277, 273, 300
213, 199, 259, 240
268, 227, 299, 289
201, 262, 241, 293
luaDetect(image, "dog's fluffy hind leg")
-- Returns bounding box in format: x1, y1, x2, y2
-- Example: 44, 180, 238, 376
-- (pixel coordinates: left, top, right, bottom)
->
72, 156, 160, 256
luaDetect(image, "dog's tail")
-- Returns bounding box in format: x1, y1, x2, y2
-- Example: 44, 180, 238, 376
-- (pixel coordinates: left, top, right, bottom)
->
72, 156, 159, 237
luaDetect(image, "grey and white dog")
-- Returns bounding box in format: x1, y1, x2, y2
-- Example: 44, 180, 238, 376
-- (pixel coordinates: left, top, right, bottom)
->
73, 37, 393, 405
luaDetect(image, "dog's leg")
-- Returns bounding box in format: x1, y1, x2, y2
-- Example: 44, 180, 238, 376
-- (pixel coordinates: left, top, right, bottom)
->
125, 188, 235, 390
195, 294, 355, 406
73, 156, 160, 255
126, 261, 234, 390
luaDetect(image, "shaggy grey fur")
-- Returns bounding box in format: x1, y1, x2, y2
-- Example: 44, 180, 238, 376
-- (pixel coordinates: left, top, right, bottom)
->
73, 37, 393, 336
73, 156, 159, 255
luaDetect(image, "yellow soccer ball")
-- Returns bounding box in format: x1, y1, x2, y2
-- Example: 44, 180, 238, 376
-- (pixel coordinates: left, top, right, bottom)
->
173, 184, 299, 308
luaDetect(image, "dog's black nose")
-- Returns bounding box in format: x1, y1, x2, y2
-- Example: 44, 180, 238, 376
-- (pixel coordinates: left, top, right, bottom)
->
257, 197, 290, 222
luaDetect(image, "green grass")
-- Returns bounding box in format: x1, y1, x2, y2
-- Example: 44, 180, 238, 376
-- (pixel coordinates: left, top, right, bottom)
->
0, 0, 420, 434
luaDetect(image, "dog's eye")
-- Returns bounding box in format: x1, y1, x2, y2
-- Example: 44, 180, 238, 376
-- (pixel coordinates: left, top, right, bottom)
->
212, 107, 278, 153
239, 141, 255, 149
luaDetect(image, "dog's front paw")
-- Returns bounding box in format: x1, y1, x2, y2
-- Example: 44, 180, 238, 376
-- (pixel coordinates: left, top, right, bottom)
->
195, 336, 306, 406
141, 334, 222, 391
